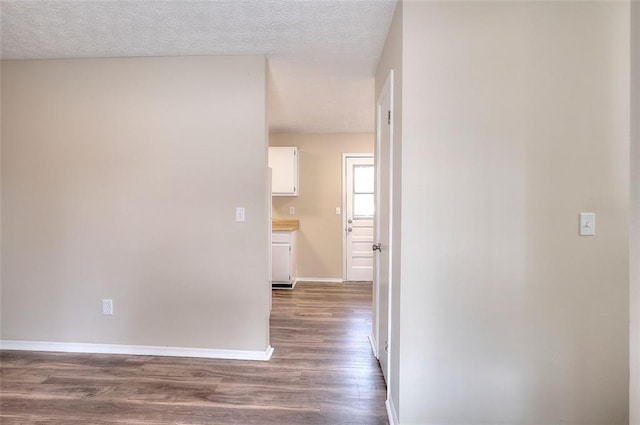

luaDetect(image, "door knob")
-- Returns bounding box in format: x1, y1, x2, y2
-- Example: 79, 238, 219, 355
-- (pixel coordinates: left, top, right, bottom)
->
348, 219, 353, 224
372, 243, 381, 252
347, 227, 353, 232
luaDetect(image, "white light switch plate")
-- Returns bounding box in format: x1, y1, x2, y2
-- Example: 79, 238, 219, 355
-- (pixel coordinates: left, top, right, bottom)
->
335, 207, 341, 215
235, 207, 245, 222
579, 212, 595, 236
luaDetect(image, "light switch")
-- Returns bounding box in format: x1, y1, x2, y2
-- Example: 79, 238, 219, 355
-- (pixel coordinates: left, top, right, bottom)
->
235, 207, 245, 222
579, 213, 595, 236
335, 207, 341, 215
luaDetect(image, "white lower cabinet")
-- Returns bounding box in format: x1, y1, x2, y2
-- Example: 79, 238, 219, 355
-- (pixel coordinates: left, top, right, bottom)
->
271, 231, 297, 289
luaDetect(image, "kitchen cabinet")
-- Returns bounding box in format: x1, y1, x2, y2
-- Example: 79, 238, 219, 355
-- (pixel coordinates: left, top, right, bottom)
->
271, 230, 297, 289
268, 146, 298, 196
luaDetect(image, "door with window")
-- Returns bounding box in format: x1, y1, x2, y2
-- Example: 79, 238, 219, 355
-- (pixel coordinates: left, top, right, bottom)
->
344, 155, 375, 281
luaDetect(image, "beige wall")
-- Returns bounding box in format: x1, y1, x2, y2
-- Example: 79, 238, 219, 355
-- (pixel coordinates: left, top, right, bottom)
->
374, 0, 403, 416
631, 2, 640, 423
389, 2, 629, 424
1, 56, 271, 351
0, 63, 3, 321
270, 133, 373, 280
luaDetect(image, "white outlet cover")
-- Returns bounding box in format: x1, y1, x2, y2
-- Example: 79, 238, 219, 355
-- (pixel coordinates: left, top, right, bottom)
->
102, 299, 113, 315
289, 206, 295, 215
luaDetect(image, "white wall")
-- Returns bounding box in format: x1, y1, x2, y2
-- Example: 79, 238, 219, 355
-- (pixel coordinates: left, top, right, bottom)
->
1, 56, 271, 352
0, 62, 3, 325
631, 2, 640, 423
397, 2, 629, 424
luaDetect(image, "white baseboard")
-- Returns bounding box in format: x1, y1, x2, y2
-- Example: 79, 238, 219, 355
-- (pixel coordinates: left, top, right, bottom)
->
296, 277, 344, 283
368, 333, 378, 359
0, 340, 274, 361
386, 397, 399, 425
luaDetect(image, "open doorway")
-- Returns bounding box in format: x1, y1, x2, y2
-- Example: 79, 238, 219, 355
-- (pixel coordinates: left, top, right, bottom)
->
269, 134, 374, 283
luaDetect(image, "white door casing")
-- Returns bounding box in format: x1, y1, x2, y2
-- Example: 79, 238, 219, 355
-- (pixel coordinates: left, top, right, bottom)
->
343, 155, 375, 282
374, 70, 393, 384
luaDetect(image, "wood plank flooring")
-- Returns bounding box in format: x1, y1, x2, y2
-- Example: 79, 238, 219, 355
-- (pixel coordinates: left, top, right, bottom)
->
0, 283, 388, 424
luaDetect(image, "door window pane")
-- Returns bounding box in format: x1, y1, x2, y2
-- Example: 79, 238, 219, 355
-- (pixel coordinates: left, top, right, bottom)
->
353, 194, 375, 218
354, 165, 375, 193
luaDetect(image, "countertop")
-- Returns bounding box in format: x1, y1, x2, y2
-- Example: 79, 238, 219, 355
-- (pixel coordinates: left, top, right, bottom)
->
272, 219, 299, 231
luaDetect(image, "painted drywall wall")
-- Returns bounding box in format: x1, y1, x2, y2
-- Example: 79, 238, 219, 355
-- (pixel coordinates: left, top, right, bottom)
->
270, 133, 373, 280
0, 63, 3, 320
1, 56, 271, 351
374, 0, 403, 419
398, 2, 629, 424
0, 63, 2, 319
631, 2, 640, 423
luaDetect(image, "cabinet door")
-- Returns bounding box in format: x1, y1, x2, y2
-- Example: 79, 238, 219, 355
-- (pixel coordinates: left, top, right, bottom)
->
268, 147, 298, 196
271, 243, 291, 282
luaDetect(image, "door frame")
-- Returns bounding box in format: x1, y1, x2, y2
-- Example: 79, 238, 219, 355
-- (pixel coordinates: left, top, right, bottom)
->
342, 153, 375, 281
630, 2, 639, 420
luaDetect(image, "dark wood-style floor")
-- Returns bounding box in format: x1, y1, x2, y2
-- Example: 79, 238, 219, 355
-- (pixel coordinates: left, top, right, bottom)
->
0, 283, 388, 424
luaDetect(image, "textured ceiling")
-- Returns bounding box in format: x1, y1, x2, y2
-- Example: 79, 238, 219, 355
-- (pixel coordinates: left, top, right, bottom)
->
0, 0, 396, 133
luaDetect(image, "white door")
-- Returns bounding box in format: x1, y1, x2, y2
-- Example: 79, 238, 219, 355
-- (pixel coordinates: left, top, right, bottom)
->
344, 155, 375, 282
375, 71, 393, 383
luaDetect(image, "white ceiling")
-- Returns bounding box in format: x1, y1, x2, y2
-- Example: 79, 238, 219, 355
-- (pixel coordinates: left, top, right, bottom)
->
0, 0, 396, 134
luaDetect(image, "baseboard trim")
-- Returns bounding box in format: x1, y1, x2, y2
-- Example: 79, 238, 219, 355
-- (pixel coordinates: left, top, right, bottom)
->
368, 334, 378, 359
386, 397, 399, 425
296, 277, 344, 283
0, 340, 275, 361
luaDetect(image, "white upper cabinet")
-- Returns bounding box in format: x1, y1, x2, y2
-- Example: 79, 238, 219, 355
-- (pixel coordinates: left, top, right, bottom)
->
268, 147, 298, 196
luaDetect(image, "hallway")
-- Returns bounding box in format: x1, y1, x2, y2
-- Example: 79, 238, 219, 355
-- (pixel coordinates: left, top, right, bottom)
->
0, 283, 388, 424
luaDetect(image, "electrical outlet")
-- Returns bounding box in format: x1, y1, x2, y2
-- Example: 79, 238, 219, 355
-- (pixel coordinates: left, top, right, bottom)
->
102, 299, 113, 316
289, 206, 295, 215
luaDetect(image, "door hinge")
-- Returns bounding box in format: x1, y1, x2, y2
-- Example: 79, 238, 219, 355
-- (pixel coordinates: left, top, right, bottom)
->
385, 340, 389, 351
289, 246, 291, 252
387, 110, 391, 125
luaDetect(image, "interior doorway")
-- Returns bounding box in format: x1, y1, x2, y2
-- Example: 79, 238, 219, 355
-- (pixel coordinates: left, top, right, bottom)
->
342, 154, 375, 282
